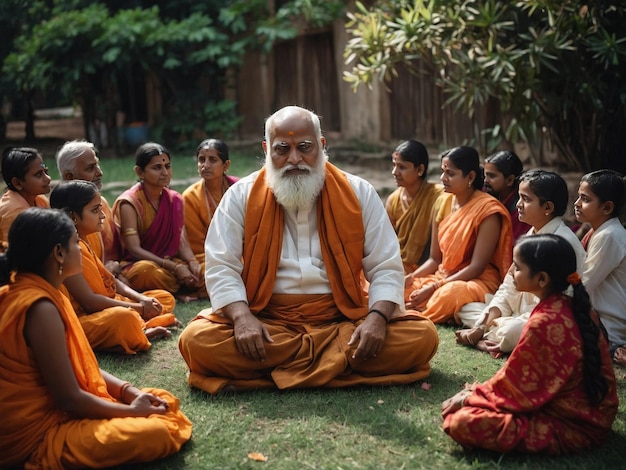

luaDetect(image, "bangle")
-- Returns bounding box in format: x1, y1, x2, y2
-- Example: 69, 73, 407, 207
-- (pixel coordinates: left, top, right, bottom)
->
432, 278, 448, 291
122, 228, 138, 237
368, 309, 388, 323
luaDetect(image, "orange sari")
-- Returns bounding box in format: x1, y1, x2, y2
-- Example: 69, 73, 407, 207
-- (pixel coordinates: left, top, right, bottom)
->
0, 273, 191, 468
64, 239, 176, 353
405, 191, 512, 323
0, 190, 49, 251
386, 183, 451, 273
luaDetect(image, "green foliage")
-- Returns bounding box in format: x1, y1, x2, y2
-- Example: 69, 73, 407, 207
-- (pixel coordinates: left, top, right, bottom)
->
0, 0, 345, 146
152, 99, 242, 153
344, 0, 626, 172
220, 0, 345, 54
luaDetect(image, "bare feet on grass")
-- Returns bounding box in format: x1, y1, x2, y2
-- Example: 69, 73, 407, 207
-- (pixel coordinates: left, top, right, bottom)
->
475, 339, 504, 359
145, 326, 171, 341
455, 327, 483, 347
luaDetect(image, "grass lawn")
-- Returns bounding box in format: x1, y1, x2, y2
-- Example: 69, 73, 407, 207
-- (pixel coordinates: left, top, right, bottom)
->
46, 152, 626, 468
98, 300, 626, 469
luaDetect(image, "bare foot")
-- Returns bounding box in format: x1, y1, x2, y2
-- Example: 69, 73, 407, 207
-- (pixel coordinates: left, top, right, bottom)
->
477, 339, 504, 359
145, 326, 171, 341
614, 347, 626, 366
455, 327, 483, 347
176, 294, 198, 304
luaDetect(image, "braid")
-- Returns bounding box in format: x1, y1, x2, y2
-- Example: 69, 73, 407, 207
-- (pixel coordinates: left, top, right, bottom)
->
516, 234, 609, 406
571, 282, 608, 405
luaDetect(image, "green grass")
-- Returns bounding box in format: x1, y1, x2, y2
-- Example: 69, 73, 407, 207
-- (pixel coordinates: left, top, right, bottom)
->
97, 301, 626, 469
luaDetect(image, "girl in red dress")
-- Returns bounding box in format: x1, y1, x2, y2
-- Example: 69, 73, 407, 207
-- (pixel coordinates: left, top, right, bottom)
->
442, 233, 618, 454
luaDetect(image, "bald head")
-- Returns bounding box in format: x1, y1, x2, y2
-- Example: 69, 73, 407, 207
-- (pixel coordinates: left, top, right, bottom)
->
264, 106, 322, 145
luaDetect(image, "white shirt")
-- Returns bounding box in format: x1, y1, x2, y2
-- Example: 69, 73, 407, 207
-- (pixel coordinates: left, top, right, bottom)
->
204, 169, 405, 313
477, 217, 586, 324
583, 218, 626, 347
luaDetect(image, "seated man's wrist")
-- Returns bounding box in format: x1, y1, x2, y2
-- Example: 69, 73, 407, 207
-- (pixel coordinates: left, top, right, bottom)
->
368, 309, 389, 323
223, 301, 251, 322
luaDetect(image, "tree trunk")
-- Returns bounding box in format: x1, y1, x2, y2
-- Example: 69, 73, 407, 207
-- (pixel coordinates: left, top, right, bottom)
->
24, 92, 35, 141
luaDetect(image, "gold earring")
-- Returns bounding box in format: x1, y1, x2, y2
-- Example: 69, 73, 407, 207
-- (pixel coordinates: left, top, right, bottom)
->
58, 263, 63, 275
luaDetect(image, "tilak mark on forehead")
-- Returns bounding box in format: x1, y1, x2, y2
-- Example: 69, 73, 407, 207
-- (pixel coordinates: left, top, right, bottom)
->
288, 131, 294, 136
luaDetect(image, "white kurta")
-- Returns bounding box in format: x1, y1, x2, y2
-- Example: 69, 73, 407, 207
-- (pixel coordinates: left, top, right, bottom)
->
203, 168, 405, 313
458, 217, 586, 352
582, 218, 626, 348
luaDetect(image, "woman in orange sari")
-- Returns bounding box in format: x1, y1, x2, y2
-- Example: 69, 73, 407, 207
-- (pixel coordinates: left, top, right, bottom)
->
0, 208, 191, 468
404, 146, 512, 323
385, 140, 451, 273
182, 139, 238, 297
442, 234, 618, 454
51, 181, 178, 354
0, 147, 51, 251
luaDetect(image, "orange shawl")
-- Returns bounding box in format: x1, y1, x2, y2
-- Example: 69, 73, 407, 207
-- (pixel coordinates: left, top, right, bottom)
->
242, 163, 368, 320
183, 176, 238, 259
0, 191, 49, 250
438, 191, 512, 280
386, 183, 451, 271
73, 239, 176, 328
0, 273, 110, 466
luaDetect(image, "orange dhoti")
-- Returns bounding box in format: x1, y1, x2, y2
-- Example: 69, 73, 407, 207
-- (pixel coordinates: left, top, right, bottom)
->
179, 295, 439, 394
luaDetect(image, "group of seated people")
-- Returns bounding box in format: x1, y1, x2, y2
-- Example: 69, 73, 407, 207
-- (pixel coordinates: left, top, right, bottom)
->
0, 105, 624, 466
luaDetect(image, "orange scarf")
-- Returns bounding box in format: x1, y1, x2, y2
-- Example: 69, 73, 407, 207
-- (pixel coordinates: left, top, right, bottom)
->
242, 163, 368, 320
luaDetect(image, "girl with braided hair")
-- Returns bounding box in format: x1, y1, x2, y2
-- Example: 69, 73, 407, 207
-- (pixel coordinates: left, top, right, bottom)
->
442, 233, 618, 454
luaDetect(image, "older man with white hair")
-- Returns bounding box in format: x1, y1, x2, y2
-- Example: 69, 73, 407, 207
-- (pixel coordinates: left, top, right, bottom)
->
178, 106, 438, 394
56, 140, 118, 264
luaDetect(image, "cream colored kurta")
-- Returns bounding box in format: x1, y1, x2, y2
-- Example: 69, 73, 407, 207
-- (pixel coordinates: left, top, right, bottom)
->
583, 217, 626, 348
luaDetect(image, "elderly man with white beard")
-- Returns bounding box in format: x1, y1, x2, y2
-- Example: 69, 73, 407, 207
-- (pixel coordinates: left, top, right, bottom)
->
178, 106, 439, 394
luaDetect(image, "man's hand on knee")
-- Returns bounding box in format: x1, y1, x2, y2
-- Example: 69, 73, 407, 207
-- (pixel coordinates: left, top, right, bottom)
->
348, 313, 387, 360
223, 302, 274, 362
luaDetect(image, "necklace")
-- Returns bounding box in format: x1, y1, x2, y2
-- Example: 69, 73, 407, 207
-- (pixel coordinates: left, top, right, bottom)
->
142, 185, 162, 212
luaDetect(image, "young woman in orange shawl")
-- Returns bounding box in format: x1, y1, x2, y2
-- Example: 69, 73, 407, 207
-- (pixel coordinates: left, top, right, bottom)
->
0, 208, 191, 468
182, 139, 238, 297
0, 147, 51, 251
385, 140, 452, 273
404, 146, 512, 323
51, 181, 178, 354
442, 234, 618, 454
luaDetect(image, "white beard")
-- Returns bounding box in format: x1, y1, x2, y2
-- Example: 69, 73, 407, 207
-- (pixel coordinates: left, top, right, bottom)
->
265, 157, 326, 211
